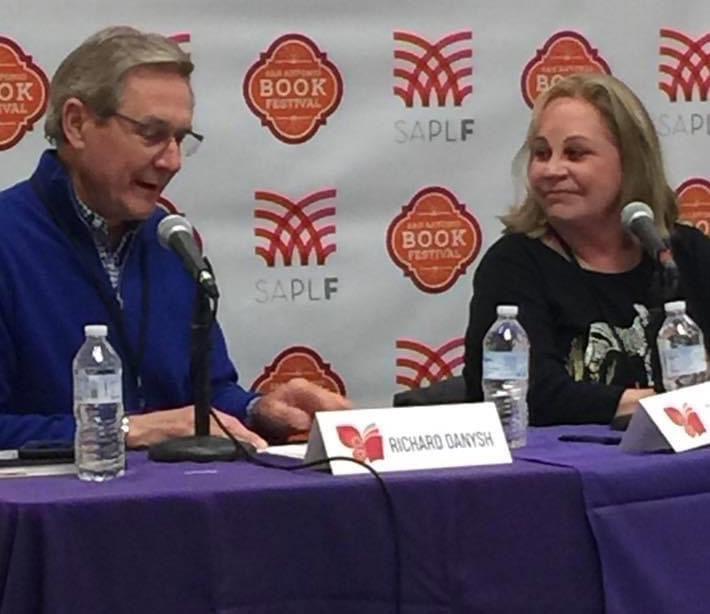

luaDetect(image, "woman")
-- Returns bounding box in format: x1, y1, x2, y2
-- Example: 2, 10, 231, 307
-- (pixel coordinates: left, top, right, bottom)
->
463, 72, 710, 425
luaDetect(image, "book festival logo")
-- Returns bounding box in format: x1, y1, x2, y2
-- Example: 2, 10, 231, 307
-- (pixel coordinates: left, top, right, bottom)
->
392, 30, 475, 144
243, 34, 343, 144
655, 29, 710, 138
0, 36, 49, 151
677, 178, 710, 235
253, 188, 338, 304
251, 346, 347, 397
395, 337, 464, 389
520, 30, 611, 108
386, 186, 481, 293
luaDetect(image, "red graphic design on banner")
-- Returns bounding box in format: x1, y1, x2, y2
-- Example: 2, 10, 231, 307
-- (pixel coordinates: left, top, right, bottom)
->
251, 346, 346, 396
243, 34, 343, 144
659, 29, 710, 102
336, 424, 384, 462
0, 37, 49, 151
396, 337, 464, 388
387, 187, 481, 293
157, 195, 181, 215
521, 31, 611, 108
254, 189, 336, 266
665, 404, 706, 437
157, 195, 203, 249
677, 178, 710, 235
393, 30, 473, 107
168, 32, 191, 54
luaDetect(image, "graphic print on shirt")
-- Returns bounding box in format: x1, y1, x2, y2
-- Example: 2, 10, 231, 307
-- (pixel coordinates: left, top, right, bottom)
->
567, 304, 655, 387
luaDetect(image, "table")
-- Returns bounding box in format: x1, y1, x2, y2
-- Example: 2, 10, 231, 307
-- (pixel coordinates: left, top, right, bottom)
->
518, 425, 710, 614
0, 425, 707, 614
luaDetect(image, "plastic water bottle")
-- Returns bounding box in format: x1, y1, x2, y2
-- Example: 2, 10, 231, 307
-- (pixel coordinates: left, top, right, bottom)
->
73, 324, 125, 481
657, 300, 708, 392
482, 305, 530, 448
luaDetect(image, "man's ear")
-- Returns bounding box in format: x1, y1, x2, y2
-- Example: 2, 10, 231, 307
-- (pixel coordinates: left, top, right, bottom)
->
61, 97, 91, 150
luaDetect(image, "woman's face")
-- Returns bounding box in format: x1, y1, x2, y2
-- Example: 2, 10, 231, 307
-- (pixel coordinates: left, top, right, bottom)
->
527, 96, 623, 230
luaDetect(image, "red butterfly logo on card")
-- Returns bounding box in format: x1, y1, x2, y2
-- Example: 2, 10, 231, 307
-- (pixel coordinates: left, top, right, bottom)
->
336, 424, 384, 462
664, 403, 707, 437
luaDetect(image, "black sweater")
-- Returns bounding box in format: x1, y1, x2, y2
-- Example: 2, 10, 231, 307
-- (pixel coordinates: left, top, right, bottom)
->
463, 225, 710, 425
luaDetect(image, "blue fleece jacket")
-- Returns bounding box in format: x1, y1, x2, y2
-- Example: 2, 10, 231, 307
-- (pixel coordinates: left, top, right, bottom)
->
0, 150, 257, 448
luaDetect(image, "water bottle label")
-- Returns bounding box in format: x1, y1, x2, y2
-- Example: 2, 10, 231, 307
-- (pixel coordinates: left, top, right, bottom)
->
77, 374, 122, 403
663, 346, 707, 377
482, 350, 529, 379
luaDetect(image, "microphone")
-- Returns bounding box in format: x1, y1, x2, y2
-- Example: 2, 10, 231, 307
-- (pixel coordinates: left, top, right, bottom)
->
620, 201, 676, 269
621, 201, 678, 298
157, 214, 219, 299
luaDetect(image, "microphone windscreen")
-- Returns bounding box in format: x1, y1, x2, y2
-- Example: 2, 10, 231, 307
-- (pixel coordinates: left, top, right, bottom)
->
157, 214, 193, 250
620, 201, 654, 231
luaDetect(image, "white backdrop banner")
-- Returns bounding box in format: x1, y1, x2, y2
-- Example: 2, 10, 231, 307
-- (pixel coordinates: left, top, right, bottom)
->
1, 1, 709, 409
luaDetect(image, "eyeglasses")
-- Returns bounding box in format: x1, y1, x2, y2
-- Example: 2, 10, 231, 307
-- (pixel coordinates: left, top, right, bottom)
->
112, 112, 204, 157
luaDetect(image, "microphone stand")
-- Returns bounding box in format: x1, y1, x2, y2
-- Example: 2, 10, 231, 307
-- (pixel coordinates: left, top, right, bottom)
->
647, 239, 681, 393
149, 264, 245, 462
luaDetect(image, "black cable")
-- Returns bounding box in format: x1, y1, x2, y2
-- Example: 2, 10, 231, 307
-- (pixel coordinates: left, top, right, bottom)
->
201, 257, 220, 333
203, 258, 219, 324
198, 257, 401, 612
209, 408, 402, 614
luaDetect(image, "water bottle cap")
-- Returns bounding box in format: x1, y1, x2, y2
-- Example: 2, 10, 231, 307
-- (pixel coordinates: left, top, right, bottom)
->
84, 324, 108, 337
664, 300, 686, 314
496, 305, 518, 317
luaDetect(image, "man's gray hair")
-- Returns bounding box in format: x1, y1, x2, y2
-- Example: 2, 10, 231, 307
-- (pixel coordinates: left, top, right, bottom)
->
44, 25, 194, 145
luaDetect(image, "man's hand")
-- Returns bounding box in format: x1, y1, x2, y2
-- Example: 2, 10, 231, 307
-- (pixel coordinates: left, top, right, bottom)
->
125, 406, 267, 449
250, 378, 352, 443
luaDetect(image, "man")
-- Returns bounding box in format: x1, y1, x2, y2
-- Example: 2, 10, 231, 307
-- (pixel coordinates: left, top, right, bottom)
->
0, 26, 350, 450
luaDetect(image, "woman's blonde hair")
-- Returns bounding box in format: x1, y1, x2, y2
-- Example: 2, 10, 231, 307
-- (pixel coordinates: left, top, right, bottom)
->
501, 72, 677, 237
45, 25, 193, 145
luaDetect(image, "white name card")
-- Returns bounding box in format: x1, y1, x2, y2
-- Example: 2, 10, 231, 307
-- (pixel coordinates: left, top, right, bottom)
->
621, 381, 710, 453
304, 403, 512, 475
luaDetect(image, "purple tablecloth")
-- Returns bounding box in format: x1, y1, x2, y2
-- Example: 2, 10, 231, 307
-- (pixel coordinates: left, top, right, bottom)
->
516, 425, 710, 614
0, 435, 602, 614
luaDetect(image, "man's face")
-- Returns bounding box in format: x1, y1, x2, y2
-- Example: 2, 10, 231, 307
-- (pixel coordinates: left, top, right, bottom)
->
71, 66, 194, 227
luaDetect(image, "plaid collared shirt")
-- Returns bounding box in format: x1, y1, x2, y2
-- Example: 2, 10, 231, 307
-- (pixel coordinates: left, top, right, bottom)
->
71, 193, 137, 299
